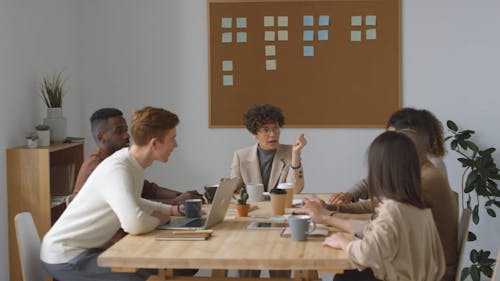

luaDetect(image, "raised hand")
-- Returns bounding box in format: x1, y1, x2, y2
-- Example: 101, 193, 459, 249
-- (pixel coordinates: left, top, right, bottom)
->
327, 192, 353, 204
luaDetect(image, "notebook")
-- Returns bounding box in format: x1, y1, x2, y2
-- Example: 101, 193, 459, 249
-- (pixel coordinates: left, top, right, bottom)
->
158, 177, 238, 230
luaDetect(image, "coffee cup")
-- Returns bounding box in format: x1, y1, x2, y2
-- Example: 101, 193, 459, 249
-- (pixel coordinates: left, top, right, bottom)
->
184, 199, 202, 218
270, 188, 287, 216
277, 182, 294, 208
203, 184, 218, 204
246, 183, 265, 202
288, 215, 317, 241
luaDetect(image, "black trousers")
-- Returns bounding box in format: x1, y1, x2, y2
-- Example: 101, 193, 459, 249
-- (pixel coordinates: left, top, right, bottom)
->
333, 269, 381, 281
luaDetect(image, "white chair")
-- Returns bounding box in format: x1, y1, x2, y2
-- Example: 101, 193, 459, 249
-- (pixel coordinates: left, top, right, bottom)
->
14, 212, 50, 281
492, 249, 500, 281
455, 208, 472, 281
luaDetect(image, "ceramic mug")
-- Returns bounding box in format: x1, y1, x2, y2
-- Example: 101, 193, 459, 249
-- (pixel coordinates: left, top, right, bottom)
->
288, 215, 317, 241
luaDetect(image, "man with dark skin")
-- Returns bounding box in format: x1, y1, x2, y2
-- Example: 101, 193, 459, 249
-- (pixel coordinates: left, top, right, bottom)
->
72, 107, 203, 205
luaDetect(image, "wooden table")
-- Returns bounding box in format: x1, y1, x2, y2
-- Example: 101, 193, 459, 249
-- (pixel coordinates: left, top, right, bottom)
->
98, 194, 355, 281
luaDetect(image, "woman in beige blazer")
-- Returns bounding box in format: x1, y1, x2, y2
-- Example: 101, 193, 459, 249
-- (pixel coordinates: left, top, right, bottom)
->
230, 104, 307, 193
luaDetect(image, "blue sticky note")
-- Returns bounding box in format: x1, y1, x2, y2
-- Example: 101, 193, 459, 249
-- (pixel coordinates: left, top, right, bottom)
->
303, 15, 314, 26
319, 15, 329, 26
303, 46, 314, 57
303, 30, 314, 41
318, 30, 328, 41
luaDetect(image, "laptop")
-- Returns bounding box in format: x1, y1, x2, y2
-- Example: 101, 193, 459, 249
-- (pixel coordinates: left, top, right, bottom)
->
158, 177, 239, 230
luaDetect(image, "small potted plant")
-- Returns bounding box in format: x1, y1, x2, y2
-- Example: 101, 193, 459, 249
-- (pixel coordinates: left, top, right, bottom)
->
36, 124, 50, 146
39, 71, 67, 142
236, 188, 250, 217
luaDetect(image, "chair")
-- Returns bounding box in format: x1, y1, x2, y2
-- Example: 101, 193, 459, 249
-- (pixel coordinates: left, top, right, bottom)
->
492, 249, 500, 281
455, 208, 472, 281
14, 212, 50, 281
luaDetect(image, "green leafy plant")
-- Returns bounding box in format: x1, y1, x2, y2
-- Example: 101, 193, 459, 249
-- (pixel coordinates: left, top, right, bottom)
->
237, 188, 249, 205
40, 72, 65, 108
446, 120, 500, 281
35, 124, 49, 131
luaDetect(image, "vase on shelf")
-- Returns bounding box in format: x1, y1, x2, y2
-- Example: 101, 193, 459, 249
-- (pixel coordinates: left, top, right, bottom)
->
43, 107, 67, 143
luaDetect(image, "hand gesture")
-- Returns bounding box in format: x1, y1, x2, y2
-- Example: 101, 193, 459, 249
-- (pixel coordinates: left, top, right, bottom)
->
151, 210, 171, 225
175, 190, 204, 204
292, 133, 307, 153
327, 192, 354, 204
301, 197, 331, 224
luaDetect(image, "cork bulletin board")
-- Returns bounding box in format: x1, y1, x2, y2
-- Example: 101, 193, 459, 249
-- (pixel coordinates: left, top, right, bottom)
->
208, 0, 401, 128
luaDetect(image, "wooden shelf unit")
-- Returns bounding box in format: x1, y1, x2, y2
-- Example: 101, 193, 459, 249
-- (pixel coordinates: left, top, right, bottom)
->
7, 142, 83, 281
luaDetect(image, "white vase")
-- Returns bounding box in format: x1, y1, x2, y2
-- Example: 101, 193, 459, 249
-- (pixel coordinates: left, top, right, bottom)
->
43, 107, 67, 143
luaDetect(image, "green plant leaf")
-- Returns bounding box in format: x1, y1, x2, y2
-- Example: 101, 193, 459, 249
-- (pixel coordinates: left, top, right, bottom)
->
479, 266, 493, 277
471, 249, 479, 262
480, 147, 496, 156
470, 265, 480, 281
458, 158, 474, 167
451, 140, 458, 150
472, 205, 480, 224
460, 267, 470, 281
458, 139, 468, 150
468, 231, 477, 241
486, 208, 496, 217
447, 120, 458, 131
466, 141, 479, 152
494, 201, 500, 208
445, 136, 453, 141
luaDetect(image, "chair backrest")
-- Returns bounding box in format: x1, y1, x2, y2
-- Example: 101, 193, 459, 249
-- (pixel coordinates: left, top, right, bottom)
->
492, 249, 500, 281
455, 208, 472, 281
14, 212, 49, 281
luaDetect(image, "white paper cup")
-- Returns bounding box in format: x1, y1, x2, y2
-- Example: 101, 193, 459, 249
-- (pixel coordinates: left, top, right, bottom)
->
246, 183, 265, 202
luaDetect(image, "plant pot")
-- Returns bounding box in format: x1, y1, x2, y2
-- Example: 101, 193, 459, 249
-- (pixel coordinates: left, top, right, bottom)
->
37, 130, 50, 146
44, 107, 67, 143
236, 204, 250, 217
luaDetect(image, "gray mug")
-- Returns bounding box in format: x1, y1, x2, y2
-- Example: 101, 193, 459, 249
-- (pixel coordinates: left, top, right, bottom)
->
184, 199, 202, 218
288, 215, 317, 241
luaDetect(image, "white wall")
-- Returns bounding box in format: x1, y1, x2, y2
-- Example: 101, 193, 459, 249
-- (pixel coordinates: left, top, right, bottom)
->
1, 0, 499, 280
0, 0, 80, 279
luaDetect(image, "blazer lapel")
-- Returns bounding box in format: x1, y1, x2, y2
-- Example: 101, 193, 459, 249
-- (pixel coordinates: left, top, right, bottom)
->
241, 144, 263, 185
268, 145, 286, 190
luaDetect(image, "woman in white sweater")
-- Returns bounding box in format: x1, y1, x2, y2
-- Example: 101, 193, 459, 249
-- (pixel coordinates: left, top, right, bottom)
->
41, 107, 185, 281
301, 131, 446, 281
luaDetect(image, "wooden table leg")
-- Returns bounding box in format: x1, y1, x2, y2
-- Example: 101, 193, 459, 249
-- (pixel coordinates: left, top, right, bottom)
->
294, 270, 320, 281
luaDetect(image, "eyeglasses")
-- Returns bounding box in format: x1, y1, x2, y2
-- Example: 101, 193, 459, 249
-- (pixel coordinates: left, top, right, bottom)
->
258, 126, 280, 136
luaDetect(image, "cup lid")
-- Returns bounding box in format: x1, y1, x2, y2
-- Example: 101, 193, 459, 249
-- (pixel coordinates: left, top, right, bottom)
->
270, 188, 287, 194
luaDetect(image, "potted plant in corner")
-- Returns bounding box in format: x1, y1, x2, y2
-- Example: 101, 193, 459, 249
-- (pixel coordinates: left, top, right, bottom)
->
39, 71, 67, 143
236, 188, 250, 217
446, 120, 500, 281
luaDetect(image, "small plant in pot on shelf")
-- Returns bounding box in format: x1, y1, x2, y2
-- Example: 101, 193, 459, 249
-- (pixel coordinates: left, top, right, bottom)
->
39, 71, 67, 143
40, 72, 64, 108
236, 188, 250, 217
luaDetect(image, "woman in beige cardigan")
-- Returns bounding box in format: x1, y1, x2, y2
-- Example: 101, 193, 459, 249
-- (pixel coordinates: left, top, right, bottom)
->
300, 131, 446, 281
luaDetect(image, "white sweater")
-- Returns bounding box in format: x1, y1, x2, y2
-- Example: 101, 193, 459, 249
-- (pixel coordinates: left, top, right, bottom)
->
41, 148, 171, 264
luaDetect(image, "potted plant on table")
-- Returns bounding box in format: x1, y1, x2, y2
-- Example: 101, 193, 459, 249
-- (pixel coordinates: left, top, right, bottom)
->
446, 120, 499, 281
236, 188, 250, 217
39, 71, 67, 143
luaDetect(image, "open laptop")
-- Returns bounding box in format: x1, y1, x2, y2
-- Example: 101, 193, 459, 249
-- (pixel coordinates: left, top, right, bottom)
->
158, 177, 238, 230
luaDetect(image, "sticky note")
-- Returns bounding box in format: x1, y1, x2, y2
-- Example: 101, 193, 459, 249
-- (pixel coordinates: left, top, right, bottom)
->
366, 29, 376, 40
236, 17, 247, 28
236, 32, 247, 43
303, 30, 314, 41
264, 16, 274, 27
278, 30, 288, 41
350, 30, 361, 41
223, 75, 233, 86
222, 60, 233, 71
351, 16, 362, 26
303, 15, 314, 26
221, 18, 232, 28
278, 16, 288, 27
303, 46, 314, 56
319, 15, 329, 26
222, 32, 232, 43
365, 15, 376, 26
265, 31, 275, 41
265, 45, 276, 56
266, 59, 276, 70
318, 30, 328, 41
